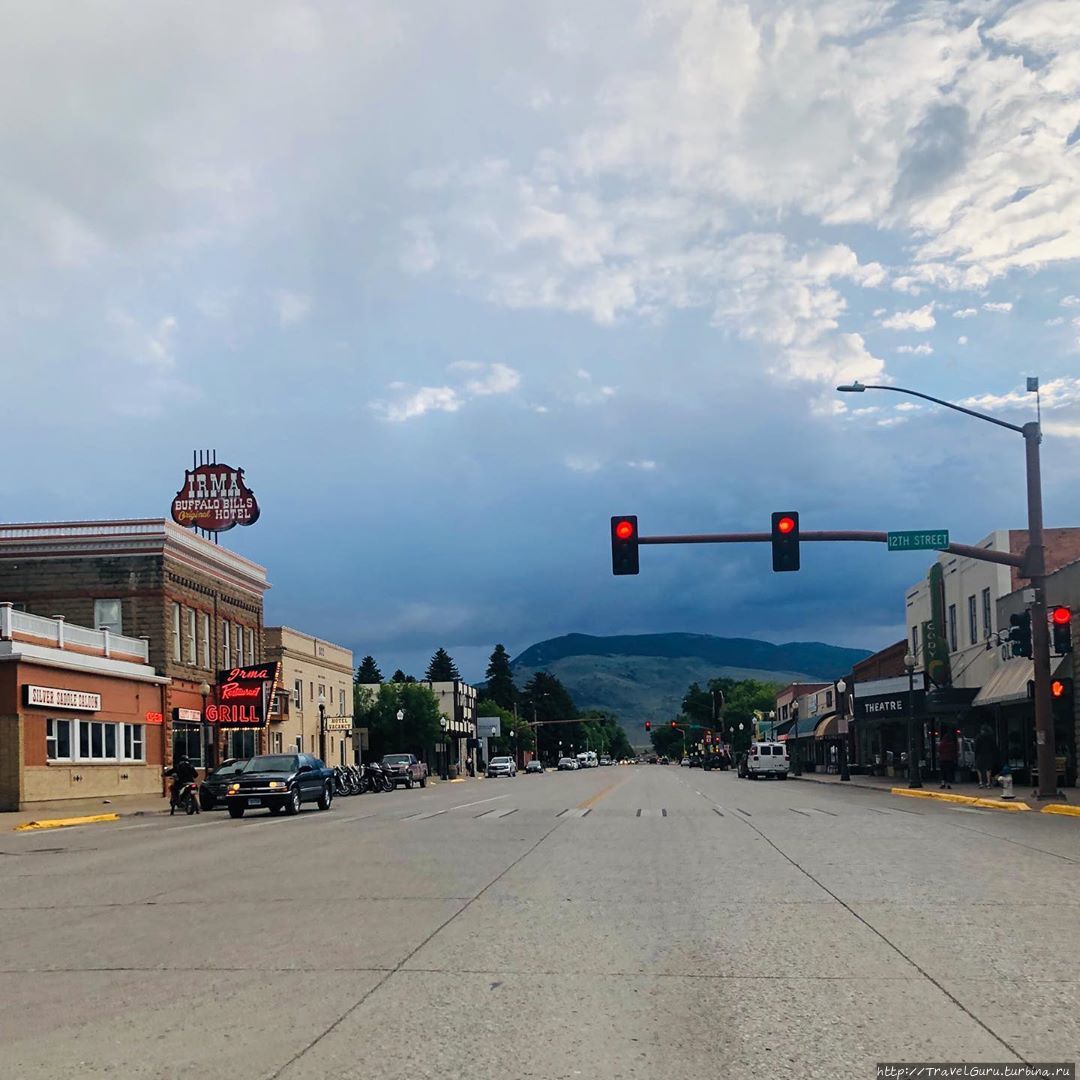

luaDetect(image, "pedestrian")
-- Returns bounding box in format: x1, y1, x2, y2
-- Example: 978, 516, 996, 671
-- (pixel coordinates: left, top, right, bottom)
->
937, 728, 957, 790
974, 723, 996, 788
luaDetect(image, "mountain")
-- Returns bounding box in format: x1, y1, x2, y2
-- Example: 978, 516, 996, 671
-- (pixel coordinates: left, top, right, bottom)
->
509, 633, 870, 739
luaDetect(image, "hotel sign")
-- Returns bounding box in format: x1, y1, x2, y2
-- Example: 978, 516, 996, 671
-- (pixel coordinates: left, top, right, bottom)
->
25, 685, 101, 711
171, 463, 260, 533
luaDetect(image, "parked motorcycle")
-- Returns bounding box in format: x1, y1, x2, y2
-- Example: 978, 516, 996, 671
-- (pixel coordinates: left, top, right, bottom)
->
334, 767, 351, 797
173, 781, 200, 816
345, 764, 362, 795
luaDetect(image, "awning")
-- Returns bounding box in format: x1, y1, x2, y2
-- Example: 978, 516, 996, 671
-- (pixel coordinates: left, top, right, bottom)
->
971, 657, 1069, 708
814, 714, 839, 739
790, 714, 824, 739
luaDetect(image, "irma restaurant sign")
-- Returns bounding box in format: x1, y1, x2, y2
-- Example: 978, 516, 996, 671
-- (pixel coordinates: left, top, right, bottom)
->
171, 463, 260, 533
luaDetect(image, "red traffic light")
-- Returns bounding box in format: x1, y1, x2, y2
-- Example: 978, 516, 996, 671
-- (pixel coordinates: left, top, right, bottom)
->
777, 516, 796, 535
1051, 606, 1071, 625
1052, 679, 1066, 698
671, 720, 678, 729
644, 721, 652, 732
615, 519, 636, 540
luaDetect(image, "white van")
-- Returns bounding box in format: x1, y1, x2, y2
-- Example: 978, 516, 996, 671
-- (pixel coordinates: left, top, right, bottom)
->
576, 751, 599, 769
746, 741, 789, 780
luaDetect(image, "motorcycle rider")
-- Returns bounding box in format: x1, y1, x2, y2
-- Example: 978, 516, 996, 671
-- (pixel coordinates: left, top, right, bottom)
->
164, 756, 200, 815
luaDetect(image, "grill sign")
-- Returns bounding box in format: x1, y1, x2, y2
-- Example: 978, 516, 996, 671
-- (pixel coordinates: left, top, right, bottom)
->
208, 664, 280, 728
171, 464, 260, 533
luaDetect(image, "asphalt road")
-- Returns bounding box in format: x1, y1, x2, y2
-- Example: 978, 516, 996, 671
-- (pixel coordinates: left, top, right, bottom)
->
2, 765, 1079, 1079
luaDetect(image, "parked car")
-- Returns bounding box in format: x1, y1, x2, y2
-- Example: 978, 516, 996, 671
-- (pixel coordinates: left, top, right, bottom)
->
744, 741, 789, 780
525, 760, 545, 774
487, 756, 517, 778
223, 754, 335, 817
599, 756, 612, 766
680, 757, 690, 767
557, 757, 578, 770
381, 753, 428, 788
199, 758, 245, 810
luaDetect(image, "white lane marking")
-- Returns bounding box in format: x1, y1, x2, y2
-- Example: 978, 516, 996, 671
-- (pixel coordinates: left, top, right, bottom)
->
168, 819, 221, 831
115, 823, 158, 831
557, 808, 590, 818
446, 794, 510, 812
477, 808, 517, 819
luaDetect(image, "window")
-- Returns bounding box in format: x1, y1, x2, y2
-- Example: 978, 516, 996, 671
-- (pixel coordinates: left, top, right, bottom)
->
202, 612, 211, 669
968, 595, 977, 646
171, 603, 181, 662
93, 599, 123, 634
222, 620, 231, 670
982, 588, 993, 640
172, 723, 204, 767
339, 688, 346, 716
293, 679, 303, 709
46, 718, 71, 760
271, 731, 283, 753
309, 681, 314, 701
227, 729, 258, 759
186, 608, 197, 665
911, 624, 920, 660
948, 603, 958, 652
64, 721, 145, 762
318, 683, 326, 704
825, 690, 833, 708
235, 624, 244, 668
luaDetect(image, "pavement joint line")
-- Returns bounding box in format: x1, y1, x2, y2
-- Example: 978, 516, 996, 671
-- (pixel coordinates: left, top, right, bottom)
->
264, 814, 566, 1080
712, 807, 724, 817
726, 807, 1031, 1064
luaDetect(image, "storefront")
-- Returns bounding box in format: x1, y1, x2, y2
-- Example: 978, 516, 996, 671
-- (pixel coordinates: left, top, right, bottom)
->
0, 606, 169, 810
851, 675, 926, 777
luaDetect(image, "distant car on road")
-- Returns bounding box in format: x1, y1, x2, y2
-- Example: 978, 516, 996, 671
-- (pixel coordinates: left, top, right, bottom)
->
680, 757, 690, 767
744, 741, 789, 780
557, 757, 578, 770
599, 756, 612, 766
223, 754, 335, 817
525, 760, 544, 774
381, 753, 428, 789
199, 758, 245, 810
487, 756, 517, 777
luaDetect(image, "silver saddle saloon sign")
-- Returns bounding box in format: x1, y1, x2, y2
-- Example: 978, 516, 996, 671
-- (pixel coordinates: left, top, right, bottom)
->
171, 463, 260, 533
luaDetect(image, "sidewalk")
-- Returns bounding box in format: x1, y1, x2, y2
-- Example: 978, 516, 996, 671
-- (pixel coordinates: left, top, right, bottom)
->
791, 769, 1080, 816
3, 792, 170, 831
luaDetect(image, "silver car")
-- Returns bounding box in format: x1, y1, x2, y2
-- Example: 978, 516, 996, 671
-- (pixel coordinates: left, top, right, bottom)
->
487, 756, 517, 778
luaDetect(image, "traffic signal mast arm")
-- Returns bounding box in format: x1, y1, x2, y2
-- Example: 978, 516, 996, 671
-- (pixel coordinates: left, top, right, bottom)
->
635, 529, 1024, 569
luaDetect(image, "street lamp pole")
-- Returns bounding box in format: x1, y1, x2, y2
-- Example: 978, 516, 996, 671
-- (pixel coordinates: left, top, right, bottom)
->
904, 653, 922, 789
838, 380, 1057, 799
836, 679, 850, 782
318, 693, 326, 763
790, 704, 801, 776
440, 716, 449, 780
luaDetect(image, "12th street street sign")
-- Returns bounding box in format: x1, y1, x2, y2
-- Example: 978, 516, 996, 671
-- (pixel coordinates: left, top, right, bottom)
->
887, 530, 949, 552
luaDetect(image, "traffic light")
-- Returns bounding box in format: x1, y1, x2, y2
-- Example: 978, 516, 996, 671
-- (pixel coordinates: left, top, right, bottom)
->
1051, 678, 1071, 699
611, 516, 639, 576
644, 721, 651, 732
1051, 606, 1072, 655
1009, 611, 1032, 658
771, 512, 800, 572
671, 720, 678, 729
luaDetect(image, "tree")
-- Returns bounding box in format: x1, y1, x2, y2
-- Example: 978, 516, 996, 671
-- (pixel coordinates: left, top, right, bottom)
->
425, 648, 461, 682
477, 698, 534, 761
355, 655, 383, 684
521, 671, 577, 761
390, 669, 416, 684
357, 682, 444, 762
483, 644, 517, 710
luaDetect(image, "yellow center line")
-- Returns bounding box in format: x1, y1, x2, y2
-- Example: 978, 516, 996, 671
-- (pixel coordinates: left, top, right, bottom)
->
577, 775, 629, 811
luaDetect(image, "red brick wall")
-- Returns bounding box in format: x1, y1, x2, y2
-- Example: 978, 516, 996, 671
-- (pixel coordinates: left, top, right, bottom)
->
852, 640, 908, 681
1007, 529, 1080, 591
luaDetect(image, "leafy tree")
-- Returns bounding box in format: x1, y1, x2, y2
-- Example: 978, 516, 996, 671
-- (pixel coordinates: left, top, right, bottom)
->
483, 644, 517, 710
520, 671, 577, 762
425, 648, 461, 682
650, 721, 687, 760
477, 698, 535, 760
355, 655, 383, 684
356, 682, 444, 762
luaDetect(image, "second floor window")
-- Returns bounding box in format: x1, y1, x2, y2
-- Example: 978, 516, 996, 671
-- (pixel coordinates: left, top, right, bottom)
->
186, 608, 197, 665
293, 679, 303, 709
911, 624, 920, 660
202, 612, 211, 669
948, 604, 958, 653
982, 588, 993, 640
222, 620, 231, 670
94, 599, 123, 635
339, 688, 346, 716
171, 603, 181, 662
235, 624, 244, 668
968, 595, 978, 647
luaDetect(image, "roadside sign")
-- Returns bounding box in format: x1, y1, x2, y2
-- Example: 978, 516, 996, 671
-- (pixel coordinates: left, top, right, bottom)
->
887, 530, 949, 552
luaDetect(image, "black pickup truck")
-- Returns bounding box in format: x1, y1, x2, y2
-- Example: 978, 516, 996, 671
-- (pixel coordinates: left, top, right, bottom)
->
222, 754, 335, 817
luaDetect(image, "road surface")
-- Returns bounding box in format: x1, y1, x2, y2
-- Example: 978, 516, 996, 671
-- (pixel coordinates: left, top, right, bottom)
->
2, 765, 1079, 1078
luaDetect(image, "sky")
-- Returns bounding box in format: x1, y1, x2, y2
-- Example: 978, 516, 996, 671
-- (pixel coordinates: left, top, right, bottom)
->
2, 0, 1080, 682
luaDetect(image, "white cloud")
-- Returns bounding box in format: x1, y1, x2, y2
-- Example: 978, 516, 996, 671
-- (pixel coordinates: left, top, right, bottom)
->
577, 369, 592, 380
1061, 296, 1080, 308
895, 402, 920, 412
1046, 316, 1066, 326
109, 309, 178, 369
896, 344, 933, 355
983, 301, 1013, 313
953, 308, 978, 319
627, 459, 657, 470
565, 456, 602, 473
374, 385, 463, 423
881, 304, 936, 331
876, 416, 908, 428
961, 377, 1080, 414
958, 336, 968, 345
465, 362, 521, 396
275, 291, 311, 326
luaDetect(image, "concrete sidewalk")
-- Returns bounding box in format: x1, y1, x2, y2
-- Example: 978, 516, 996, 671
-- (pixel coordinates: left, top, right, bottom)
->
3, 792, 171, 831
791, 770, 1007, 800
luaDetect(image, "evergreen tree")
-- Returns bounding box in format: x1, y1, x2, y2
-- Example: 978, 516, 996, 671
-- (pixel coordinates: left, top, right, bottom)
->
521, 671, 577, 761
484, 644, 517, 710
355, 655, 383, 684
390, 669, 416, 684
425, 648, 461, 682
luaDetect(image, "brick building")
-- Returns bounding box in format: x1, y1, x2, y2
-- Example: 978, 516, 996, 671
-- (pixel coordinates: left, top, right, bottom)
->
264, 627, 354, 764
0, 604, 169, 809
0, 520, 270, 774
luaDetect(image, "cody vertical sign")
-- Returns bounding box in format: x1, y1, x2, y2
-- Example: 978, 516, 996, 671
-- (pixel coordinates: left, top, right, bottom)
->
171, 464, 260, 533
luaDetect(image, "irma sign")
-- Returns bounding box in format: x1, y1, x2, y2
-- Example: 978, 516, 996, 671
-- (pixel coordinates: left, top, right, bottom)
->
171, 463, 260, 533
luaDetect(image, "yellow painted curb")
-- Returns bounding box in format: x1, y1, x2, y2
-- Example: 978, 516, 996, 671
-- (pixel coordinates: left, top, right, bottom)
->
449, 778, 468, 783
1040, 804, 1080, 817
891, 788, 977, 805
14, 813, 120, 832
973, 798, 1030, 812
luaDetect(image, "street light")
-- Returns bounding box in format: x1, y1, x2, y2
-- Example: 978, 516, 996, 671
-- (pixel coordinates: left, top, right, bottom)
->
789, 705, 801, 776
318, 692, 327, 763
439, 716, 449, 780
836, 679, 850, 782
199, 682, 212, 770
838, 379, 1056, 798
509, 728, 516, 768
903, 653, 922, 789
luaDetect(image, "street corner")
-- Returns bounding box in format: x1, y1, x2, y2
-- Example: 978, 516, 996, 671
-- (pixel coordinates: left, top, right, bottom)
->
1040, 803, 1080, 818
13, 812, 120, 832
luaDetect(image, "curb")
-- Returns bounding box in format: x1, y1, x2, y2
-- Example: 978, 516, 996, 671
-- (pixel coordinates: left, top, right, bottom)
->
14, 813, 121, 832
1040, 804, 1080, 817
890, 788, 1031, 812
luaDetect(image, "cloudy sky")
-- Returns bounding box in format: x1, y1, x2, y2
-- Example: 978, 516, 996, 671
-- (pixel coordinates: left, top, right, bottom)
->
3, 0, 1080, 680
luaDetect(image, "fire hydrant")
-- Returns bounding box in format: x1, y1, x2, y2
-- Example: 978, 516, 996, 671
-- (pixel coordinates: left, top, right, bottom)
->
998, 764, 1015, 800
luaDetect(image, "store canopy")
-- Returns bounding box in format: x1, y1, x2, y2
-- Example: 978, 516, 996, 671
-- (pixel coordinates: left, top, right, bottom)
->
814, 714, 839, 739
789, 714, 826, 739
971, 657, 1069, 708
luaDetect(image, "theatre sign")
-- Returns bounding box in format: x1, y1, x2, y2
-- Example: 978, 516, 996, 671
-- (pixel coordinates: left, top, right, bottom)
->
171, 463, 260, 533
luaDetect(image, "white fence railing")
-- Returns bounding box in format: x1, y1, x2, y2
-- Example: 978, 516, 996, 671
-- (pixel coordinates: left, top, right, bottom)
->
0, 604, 148, 661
